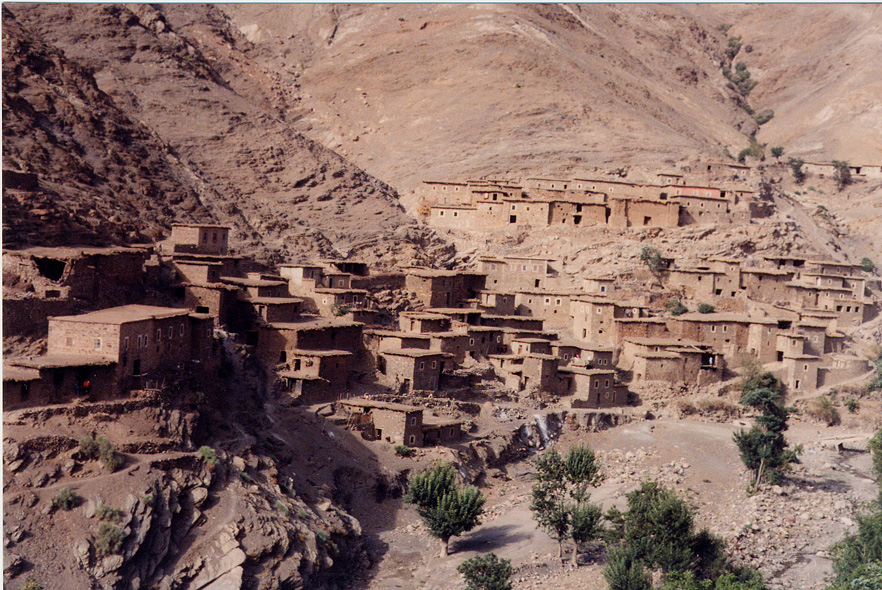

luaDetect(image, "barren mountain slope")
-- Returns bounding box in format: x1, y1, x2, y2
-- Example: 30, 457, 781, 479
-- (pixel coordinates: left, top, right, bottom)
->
2, 6, 212, 247
223, 3, 751, 204
732, 4, 882, 162
222, 4, 882, 207
5, 4, 451, 266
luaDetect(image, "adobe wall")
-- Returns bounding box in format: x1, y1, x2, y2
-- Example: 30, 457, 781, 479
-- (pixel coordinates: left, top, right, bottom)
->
506, 201, 550, 226
632, 356, 682, 382
183, 285, 236, 325
569, 373, 619, 408
351, 273, 406, 292
514, 293, 571, 329
372, 408, 423, 446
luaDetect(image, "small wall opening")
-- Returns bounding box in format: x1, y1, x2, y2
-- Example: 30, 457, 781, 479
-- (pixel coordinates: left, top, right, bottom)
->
35, 257, 67, 281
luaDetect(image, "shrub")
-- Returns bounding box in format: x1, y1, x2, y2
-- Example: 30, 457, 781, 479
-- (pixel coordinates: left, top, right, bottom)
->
79, 435, 99, 459
95, 502, 124, 523
239, 472, 252, 483
666, 299, 689, 316
20, 578, 45, 590
808, 395, 840, 426
833, 160, 852, 191
697, 303, 716, 314
94, 522, 125, 556
725, 36, 742, 60
845, 397, 859, 413
457, 552, 513, 590
97, 435, 121, 472
604, 545, 652, 590
198, 446, 218, 467
770, 146, 784, 159
53, 487, 79, 511
394, 444, 415, 457
677, 400, 697, 415
315, 529, 329, 544
753, 109, 774, 125
788, 158, 806, 184
639, 246, 665, 272
274, 500, 290, 516
861, 258, 876, 273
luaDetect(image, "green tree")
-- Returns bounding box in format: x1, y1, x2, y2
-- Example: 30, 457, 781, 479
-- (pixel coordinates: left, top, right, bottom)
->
604, 545, 652, 590
697, 303, 716, 314
405, 463, 485, 557
833, 160, 852, 191
788, 158, 806, 184
530, 446, 604, 563
640, 246, 665, 273
770, 146, 784, 160
733, 368, 793, 486
666, 299, 689, 316
457, 553, 513, 590
860, 257, 876, 273
622, 481, 696, 573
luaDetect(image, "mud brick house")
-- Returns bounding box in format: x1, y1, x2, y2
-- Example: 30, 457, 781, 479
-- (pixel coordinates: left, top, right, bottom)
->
3, 356, 118, 410
511, 337, 553, 356
399, 311, 453, 334
2, 248, 153, 339
339, 399, 425, 446
518, 354, 561, 393
404, 268, 487, 308
513, 290, 577, 329
166, 224, 230, 255
480, 314, 545, 331
323, 259, 370, 277
464, 326, 505, 358
474, 291, 517, 315
479, 256, 557, 291
364, 329, 432, 353
667, 313, 779, 367
257, 318, 364, 365
739, 268, 795, 303
177, 282, 241, 326
571, 297, 651, 344
425, 307, 484, 327
561, 368, 624, 408
220, 274, 289, 299
377, 349, 451, 393
428, 332, 470, 364
619, 337, 721, 385
421, 417, 464, 445
276, 349, 353, 401
612, 317, 670, 345
311, 288, 369, 317
279, 263, 325, 290
582, 276, 617, 296
5, 305, 215, 409
607, 198, 680, 228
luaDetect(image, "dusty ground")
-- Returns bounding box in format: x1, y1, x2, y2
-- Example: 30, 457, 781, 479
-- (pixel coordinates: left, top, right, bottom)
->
353, 414, 880, 590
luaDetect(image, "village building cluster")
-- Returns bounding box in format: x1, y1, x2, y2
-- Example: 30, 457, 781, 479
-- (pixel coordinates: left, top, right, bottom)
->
3, 164, 880, 448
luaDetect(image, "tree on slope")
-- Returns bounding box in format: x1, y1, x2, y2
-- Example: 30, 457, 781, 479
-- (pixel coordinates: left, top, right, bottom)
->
405, 462, 485, 557
733, 359, 795, 486
530, 445, 604, 564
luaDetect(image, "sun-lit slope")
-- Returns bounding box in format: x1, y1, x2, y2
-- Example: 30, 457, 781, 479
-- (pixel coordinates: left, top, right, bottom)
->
730, 4, 882, 163
223, 4, 751, 201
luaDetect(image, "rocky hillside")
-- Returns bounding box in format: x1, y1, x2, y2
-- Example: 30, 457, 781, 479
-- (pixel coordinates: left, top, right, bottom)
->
220, 4, 882, 204
3, 4, 452, 267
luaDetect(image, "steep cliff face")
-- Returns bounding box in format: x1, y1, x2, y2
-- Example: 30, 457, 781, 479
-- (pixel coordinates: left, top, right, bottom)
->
2, 6, 212, 247
3, 4, 453, 267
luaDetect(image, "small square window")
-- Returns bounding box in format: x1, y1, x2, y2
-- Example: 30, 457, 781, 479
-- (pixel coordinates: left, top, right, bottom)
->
66, 337, 74, 347
420, 362, 425, 370
94, 338, 101, 350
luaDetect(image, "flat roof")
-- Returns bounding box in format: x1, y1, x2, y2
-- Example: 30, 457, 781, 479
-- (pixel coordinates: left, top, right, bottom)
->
558, 367, 616, 376
635, 351, 681, 359
431, 205, 476, 210
339, 398, 421, 412
266, 318, 362, 331
741, 268, 794, 276
426, 308, 483, 315
50, 304, 190, 325
363, 329, 432, 340
287, 349, 352, 357
5, 245, 149, 259
220, 277, 287, 287
512, 337, 553, 343
173, 259, 223, 267
624, 337, 704, 347
8, 354, 117, 369
525, 353, 557, 360
172, 223, 230, 230
277, 372, 326, 381
313, 288, 369, 295
615, 317, 668, 323
3, 365, 41, 382
400, 312, 451, 320
422, 418, 464, 428
380, 349, 452, 359
246, 296, 303, 305
672, 313, 777, 324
